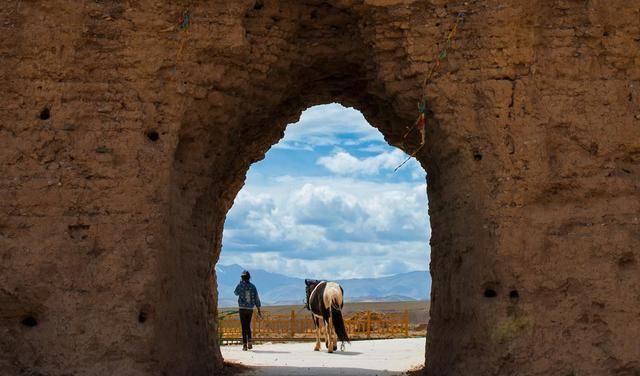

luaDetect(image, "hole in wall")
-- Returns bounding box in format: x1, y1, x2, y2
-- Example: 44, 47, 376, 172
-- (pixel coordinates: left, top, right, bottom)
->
68, 224, 90, 240
39, 108, 50, 120
254, 0, 264, 10
484, 288, 497, 298
138, 304, 153, 323
474, 152, 483, 161
618, 252, 636, 268
146, 130, 160, 142
21, 315, 38, 327
509, 290, 520, 302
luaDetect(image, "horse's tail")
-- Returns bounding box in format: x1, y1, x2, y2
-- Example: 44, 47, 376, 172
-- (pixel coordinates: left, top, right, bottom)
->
331, 303, 350, 344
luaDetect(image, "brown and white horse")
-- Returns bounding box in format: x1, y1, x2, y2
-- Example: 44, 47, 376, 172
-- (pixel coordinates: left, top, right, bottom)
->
305, 279, 350, 352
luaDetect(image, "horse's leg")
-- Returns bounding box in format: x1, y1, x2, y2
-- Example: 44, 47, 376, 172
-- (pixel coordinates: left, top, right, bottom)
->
332, 321, 338, 352
333, 310, 338, 351
332, 316, 337, 352
323, 319, 329, 350
327, 310, 334, 353
313, 317, 321, 351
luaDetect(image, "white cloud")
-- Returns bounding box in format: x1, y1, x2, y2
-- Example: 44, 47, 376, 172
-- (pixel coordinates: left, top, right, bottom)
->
358, 143, 390, 153
220, 103, 430, 280
317, 149, 409, 175
221, 176, 430, 279
410, 163, 426, 180
273, 103, 384, 150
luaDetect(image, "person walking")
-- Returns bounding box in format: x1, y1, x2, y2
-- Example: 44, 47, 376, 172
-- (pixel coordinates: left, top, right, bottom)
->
234, 270, 262, 351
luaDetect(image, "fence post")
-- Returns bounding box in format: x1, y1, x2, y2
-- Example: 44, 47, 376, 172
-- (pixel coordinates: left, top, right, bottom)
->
290, 310, 295, 338
404, 310, 409, 337
366, 310, 371, 338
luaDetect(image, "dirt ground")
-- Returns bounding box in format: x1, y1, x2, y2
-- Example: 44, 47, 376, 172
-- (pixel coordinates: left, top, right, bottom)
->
221, 338, 425, 376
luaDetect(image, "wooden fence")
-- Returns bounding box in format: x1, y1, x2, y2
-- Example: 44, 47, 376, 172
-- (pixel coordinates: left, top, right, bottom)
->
218, 310, 410, 344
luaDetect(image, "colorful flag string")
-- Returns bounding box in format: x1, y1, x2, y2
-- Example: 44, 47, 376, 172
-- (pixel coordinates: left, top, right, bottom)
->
395, 12, 464, 172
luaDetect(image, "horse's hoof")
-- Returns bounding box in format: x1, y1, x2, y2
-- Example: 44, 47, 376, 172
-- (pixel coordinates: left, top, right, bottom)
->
314, 347, 320, 351
328, 349, 334, 353
333, 345, 338, 351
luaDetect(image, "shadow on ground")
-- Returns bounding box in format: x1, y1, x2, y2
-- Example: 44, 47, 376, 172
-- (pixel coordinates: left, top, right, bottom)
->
238, 365, 413, 375
327, 351, 362, 356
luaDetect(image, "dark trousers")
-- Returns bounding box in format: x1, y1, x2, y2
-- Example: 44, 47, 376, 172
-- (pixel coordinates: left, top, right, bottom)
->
239, 309, 253, 344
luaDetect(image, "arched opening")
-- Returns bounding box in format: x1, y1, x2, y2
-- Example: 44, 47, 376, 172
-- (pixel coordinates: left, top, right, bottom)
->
163, 92, 428, 373
158, 2, 493, 375
217, 103, 430, 371
216, 103, 430, 373
219, 103, 429, 281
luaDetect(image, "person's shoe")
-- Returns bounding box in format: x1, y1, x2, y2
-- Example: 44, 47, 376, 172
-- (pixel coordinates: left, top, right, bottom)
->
247, 342, 253, 350
242, 344, 248, 351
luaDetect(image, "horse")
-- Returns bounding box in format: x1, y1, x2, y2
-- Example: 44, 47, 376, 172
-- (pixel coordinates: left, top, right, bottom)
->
304, 279, 350, 353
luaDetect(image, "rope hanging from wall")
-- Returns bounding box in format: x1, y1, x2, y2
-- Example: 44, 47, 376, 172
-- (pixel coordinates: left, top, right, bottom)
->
176, 10, 191, 60
161, 8, 192, 61
395, 12, 464, 172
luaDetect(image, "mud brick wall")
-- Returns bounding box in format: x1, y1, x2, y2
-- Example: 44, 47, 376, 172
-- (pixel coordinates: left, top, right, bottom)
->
1, 1, 638, 375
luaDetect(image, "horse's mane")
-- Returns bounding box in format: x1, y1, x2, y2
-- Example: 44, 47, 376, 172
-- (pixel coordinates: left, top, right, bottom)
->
304, 279, 324, 310
305, 279, 322, 286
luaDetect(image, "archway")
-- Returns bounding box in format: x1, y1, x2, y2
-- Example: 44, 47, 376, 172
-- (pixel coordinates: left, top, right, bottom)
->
157, 2, 480, 373
4, 1, 637, 376
167, 98, 427, 374
219, 103, 430, 283
217, 102, 430, 373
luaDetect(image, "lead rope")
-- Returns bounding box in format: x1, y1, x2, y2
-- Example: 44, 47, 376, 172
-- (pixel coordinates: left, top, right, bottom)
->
395, 12, 465, 172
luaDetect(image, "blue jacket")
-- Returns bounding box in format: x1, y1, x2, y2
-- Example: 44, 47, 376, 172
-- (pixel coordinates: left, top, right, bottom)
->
234, 281, 261, 309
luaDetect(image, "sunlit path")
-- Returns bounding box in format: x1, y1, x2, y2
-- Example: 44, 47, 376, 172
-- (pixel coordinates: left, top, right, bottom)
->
222, 338, 425, 375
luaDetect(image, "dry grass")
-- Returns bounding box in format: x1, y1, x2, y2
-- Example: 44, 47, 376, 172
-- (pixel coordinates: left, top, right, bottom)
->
222, 300, 430, 328
221, 300, 429, 340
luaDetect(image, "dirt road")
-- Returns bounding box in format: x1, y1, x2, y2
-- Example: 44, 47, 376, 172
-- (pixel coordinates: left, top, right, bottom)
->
222, 338, 425, 375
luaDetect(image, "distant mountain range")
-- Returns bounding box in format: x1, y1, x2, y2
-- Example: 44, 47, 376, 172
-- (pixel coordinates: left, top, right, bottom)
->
216, 264, 431, 307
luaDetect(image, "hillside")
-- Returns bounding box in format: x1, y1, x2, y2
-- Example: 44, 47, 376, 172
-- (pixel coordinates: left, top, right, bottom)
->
216, 264, 431, 307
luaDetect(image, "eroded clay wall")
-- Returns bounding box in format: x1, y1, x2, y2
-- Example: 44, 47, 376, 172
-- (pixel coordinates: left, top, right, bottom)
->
1, 1, 638, 375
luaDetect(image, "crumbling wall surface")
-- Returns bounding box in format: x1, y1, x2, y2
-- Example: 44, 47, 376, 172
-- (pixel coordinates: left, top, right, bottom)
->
424, 2, 640, 375
0, 0, 638, 375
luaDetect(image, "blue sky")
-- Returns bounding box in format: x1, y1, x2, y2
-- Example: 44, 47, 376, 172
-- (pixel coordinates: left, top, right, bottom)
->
220, 103, 430, 279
